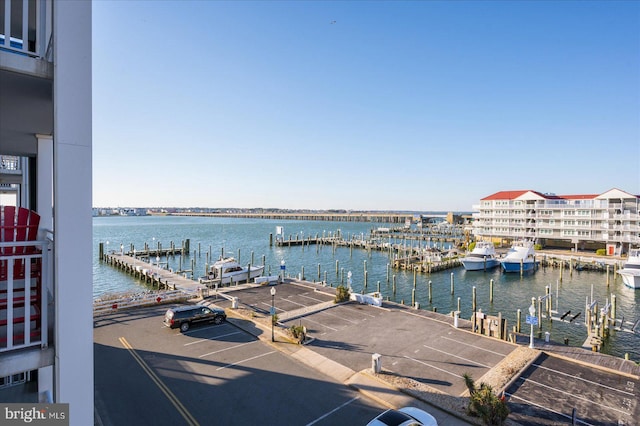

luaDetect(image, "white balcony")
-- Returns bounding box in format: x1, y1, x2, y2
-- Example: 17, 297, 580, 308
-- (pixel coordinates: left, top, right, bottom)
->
0, 239, 51, 353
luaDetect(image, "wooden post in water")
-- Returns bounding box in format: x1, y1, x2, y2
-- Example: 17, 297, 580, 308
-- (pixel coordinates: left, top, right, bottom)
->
560, 260, 563, 282
317, 263, 321, 282
450, 273, 454, 295
377, 280, 380, 293
99, 243, 104, 259
262, 255, 265, 266
517, 309, 521, 333
386, 263, 390, 284
237, 249, 241, 264
269, 233, 273, 246
413, 269, 417, 289
611, 294, 617, 324
490, 279, 494, 303
364, 270, 368, 291
457, 297, 461, 312
392, 275, 396, 295
247, 263, 252, 283
428, 280, 432, 302
606, 265, 610, 287
537, 297, 542, 331
301, 265, 305, 281
472, 286, 477, 313
336, 260, 339, 280
251, 251, 254, 265
520, 259, 524, 276
198, 242, 201, 257
324, 271, 328, 285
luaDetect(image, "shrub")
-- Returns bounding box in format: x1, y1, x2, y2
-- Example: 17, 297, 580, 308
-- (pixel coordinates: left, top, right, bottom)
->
271, 313, 278, 325
335, 284, 350, 303
596, 248, 606, 256
290, 324, 306, 343
463, 373, 509, 425
534, 244, 542, 251
468, 242, 476, 251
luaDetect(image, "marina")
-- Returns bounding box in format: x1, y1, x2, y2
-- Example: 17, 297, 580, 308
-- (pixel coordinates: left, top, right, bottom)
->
94, 215, 640, 362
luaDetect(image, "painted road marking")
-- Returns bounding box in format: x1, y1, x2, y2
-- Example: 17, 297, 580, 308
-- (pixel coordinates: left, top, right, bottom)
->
198, 340, 257, 358
318, 309, 360, 324
423, 344, 492, 368
517, 377, 631, 416
297, 316, 339, 332
216, 351, 276, 371
506, 392, 595, 426
440, 335, 507, 357
299, 294, 328, 303
532, 363, 636, 397
404, 355, 462, 379
305, 396, 361, 426
183, 331, 242, 346
119, 337, 199, 426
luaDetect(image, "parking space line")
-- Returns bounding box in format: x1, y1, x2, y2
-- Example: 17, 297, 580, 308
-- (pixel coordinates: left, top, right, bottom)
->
299, 316, 339, 332
305, 396, 360, 426
404, 356, 463, 379
532, 363, 635, 397
505, 392, 595, 426
439, 336, 507, 357
298, 294, 329, 303
183, 331, 242, 346
119, 337, 199, 426
317, 310, 360, 324
198, 341, 257, 358
517, 377, 631, 416
216, 351, 276, 371
174, 324, 230, 335
422, 344, 491, 368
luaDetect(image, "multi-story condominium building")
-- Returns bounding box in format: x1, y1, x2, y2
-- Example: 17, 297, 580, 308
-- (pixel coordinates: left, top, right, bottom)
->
472, 189, 640, 255
1, 1, 92, 424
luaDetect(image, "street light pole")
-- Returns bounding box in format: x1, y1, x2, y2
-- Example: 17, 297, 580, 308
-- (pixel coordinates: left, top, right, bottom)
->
271, 287, 277, 342
529, 297, 536, 349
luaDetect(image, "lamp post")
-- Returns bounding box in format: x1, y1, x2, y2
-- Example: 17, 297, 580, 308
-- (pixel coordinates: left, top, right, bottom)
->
529, 297, 536, 349
270, 287, 277, 342
120, 244, 124, 256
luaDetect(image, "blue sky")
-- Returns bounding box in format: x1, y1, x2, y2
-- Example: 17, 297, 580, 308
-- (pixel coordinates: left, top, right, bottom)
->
92, 1, 640, 211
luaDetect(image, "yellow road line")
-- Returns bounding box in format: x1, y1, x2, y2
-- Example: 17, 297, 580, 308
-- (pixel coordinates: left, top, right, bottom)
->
118, 337, 200, 426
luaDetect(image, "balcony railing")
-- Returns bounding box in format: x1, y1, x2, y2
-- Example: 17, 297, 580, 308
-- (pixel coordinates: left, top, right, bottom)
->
0, 240, 51, 353
1, 0, 52, 60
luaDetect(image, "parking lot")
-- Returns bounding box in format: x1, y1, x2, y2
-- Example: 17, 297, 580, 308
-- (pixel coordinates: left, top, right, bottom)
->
505, 353, 639, 425
209, 280, 336, 316
282, 302, 517, 396
94, 304, 385, 426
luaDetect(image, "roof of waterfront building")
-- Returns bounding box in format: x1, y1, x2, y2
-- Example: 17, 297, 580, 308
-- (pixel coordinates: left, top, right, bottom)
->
482, 188, 637, 201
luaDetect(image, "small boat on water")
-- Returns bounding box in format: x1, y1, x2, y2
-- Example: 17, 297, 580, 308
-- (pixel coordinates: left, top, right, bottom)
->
203, 257, 264, 285
461, 241, 500, 271
501, 241, 538, 273
617, 248, 640, 289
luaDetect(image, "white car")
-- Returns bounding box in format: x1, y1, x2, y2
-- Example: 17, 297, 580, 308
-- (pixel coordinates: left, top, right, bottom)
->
367, 407, 438, 426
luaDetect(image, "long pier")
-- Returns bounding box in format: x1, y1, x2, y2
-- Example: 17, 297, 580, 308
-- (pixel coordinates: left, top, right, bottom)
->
102, 252, 205, 294
171, 211, 414, 223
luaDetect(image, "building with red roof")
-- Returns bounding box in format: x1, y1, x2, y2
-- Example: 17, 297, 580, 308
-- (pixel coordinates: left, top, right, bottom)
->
471, 189, 640, 255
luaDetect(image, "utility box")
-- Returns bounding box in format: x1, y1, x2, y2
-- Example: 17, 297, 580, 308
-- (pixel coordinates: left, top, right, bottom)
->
372, 353, 382, 373
232, 297, 238, 309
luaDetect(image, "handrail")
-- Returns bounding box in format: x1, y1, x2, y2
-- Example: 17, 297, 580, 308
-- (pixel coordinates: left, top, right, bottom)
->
0, 0, 52, 59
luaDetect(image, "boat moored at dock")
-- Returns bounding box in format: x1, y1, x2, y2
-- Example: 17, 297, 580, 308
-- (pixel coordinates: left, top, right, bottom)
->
461, 241, 500, 271
617, 248, 640, 289
202, 257, 264, 285
501, 240, 538, 273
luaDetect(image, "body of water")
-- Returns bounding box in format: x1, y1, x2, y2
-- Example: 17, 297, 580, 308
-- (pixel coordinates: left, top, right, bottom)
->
93, 215, 640, 361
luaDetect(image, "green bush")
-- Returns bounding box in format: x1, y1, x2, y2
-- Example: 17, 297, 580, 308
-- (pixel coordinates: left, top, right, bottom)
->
335, 285, 350, 303
463, 373, 509, 425
271, 313, 278, 325
534, 244, 542, 251
468, 242, 476, 251
596, 248, 606, 256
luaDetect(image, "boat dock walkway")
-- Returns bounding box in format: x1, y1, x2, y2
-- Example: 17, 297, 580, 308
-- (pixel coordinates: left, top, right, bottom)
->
102, 252, 204, 294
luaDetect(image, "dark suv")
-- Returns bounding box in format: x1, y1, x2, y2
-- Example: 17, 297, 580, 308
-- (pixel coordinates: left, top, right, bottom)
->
163, 305, 226, 332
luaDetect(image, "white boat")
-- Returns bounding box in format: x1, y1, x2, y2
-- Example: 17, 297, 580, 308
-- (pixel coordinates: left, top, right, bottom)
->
461, 241, 500, 271
617, 248, 640, 289
203, 257, 264, 285
501, 241, 538, 273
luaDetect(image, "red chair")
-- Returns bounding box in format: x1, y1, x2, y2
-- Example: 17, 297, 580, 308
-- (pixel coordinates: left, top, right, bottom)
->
0, 206, 42, 347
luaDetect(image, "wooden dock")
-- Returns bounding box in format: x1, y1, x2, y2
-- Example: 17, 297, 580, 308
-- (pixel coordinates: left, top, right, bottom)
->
102, 252, 204, 294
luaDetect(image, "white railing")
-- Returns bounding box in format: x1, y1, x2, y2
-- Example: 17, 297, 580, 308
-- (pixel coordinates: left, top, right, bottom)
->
0, 156, 20, 172
1, 0, 52, 59
0, 239, 51, 353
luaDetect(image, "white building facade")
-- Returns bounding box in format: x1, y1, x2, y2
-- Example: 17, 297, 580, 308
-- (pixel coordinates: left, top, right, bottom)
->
0, 1, 93, 424
472, 189, 640, 255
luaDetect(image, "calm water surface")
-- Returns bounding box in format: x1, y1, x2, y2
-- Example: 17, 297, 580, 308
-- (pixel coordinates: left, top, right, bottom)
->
93, 216, 640, 360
